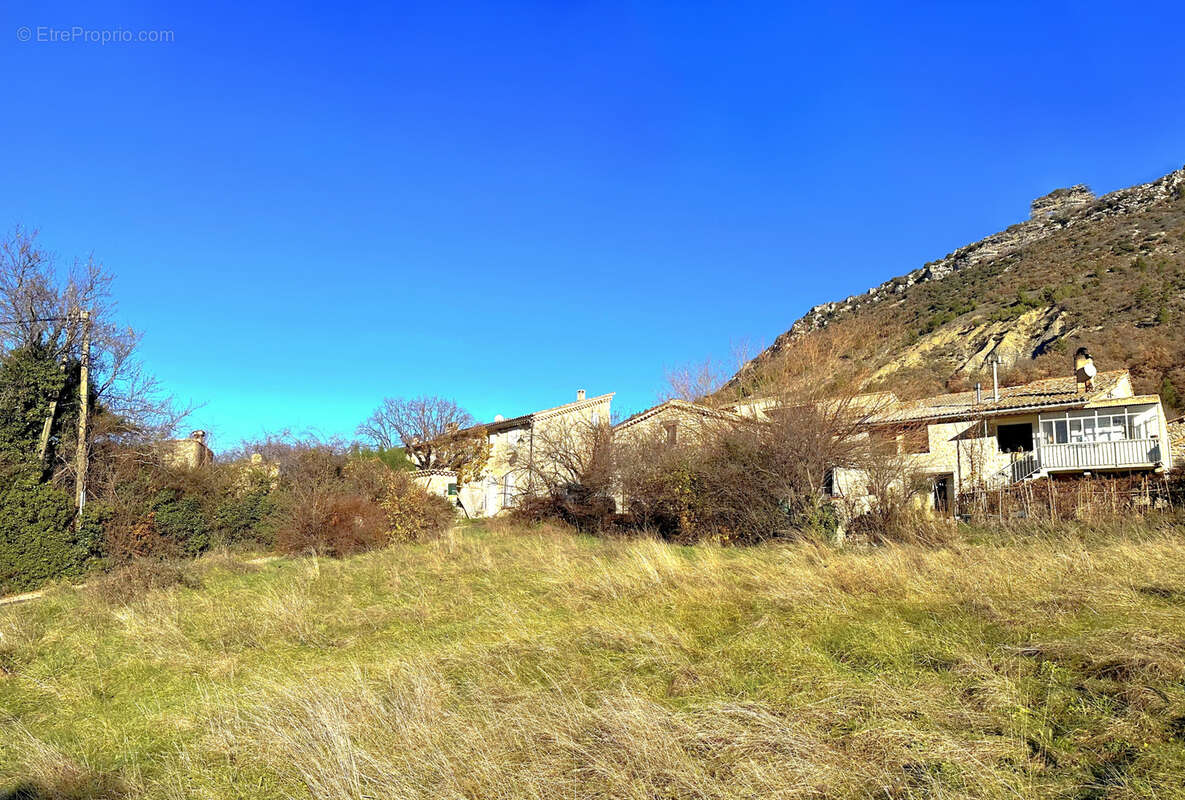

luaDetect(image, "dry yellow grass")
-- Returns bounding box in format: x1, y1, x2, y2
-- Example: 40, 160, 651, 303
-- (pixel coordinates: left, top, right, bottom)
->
2, 521, 1185, 798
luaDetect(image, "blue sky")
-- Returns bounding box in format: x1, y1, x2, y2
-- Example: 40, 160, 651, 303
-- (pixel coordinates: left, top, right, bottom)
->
2, 1, 1183, 449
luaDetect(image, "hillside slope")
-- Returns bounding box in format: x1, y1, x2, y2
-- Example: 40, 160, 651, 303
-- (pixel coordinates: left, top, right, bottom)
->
731, 166, 1185, 408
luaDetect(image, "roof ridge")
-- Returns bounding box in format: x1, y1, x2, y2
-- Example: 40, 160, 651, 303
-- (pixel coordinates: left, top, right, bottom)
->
614, 398, 739, 430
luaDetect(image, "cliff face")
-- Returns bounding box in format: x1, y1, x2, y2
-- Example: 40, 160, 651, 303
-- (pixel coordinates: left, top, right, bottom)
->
729, 165, 1185, 406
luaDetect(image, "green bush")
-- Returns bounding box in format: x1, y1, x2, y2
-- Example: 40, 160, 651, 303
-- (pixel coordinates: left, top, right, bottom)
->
1160, 376, 1180, 410
150, 489, 213, 557
0, 479, 94, 593
214, 482, 278, 548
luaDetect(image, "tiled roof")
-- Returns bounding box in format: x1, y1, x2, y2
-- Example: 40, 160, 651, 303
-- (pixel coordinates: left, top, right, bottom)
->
614, 399, 740, 431
868, 370, 1130, 425
726, 391, 901, 420
463, 393, 614, 434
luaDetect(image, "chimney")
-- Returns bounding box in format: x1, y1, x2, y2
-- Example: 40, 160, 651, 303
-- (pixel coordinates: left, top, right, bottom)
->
190, 430, 207, 445
991, 357, 1000, 401
975, 383, 982, 404
577, 389, 586, 401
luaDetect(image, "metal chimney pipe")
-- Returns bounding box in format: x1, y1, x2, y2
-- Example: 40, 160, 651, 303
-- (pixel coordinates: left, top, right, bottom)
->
992, 358, 1000, 401
975, 383, 982, 404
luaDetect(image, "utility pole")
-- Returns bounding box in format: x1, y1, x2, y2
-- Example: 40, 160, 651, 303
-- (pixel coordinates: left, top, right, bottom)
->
75, 309, 90, 514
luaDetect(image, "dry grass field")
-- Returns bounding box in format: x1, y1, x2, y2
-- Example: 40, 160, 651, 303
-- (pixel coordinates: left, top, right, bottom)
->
2, 520, 1185, 799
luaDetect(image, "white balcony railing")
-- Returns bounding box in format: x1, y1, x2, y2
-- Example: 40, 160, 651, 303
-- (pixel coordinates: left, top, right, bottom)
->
1036, 438, 1162, 471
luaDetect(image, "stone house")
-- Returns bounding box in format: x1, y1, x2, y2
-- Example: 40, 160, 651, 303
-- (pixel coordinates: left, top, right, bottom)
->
834, 369, 1174, 515
723, 391, 900, 422
612, 399, 741, 447
159, 430, 214, 470
413, 390, 613, 518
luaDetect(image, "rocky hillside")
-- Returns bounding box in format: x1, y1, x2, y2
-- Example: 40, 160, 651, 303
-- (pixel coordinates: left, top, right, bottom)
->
730, 165, 1185, 411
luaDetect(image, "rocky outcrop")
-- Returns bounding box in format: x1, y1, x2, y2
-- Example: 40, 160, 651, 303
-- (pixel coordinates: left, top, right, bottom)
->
733, 165, 1185, 384
868, 306, 1066, 381
1030, 185, 1095, 220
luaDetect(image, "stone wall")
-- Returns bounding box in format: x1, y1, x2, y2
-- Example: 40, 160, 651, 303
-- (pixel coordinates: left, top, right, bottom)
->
1169, 419, 1185, 470
160, 437, 214, 469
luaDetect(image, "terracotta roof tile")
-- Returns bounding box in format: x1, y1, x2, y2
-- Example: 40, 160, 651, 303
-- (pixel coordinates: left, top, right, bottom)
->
869, 370, 1130, 424
613, 399, 740, 431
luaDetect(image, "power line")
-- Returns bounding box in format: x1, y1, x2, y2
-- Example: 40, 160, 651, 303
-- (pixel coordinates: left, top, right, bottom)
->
0, 316, 75, 325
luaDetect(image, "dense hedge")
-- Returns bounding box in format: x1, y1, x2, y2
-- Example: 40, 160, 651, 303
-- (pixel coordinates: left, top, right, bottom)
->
0, 440, 454, 595
0, 479, 97, 594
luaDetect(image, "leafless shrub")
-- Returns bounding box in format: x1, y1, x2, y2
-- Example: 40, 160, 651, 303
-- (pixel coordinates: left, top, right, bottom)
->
379, 469, 455, 542
271, 443, 455, 555
275, 492, 390, 557
509, 413, 620, 531
87, 558, 202, 605
618, 320, 921, 544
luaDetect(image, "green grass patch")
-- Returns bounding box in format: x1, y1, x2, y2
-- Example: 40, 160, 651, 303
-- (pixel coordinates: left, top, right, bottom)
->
1, 522, 1184, 798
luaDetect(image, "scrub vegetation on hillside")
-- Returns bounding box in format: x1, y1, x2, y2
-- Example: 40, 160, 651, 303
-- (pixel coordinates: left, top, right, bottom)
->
733, 176, 1185, 410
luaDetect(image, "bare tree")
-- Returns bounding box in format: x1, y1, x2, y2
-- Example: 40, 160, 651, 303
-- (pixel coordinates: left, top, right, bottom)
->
518, 414, 614, 496
663, 358, 727, 404
507, 412, 617, 530
357, 395, 484, 471
0, 228, 189, 482
616, 318, 914, 542
663, 342, 754, 405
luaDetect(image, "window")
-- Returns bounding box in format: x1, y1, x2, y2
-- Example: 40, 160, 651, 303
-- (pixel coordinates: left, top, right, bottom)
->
903, 426, 930, 453
502, 473, 515, 508
447, 483, 458, 497
592, 411, 601, 426
997, 423, 1034, 453
1040, 420, 1055, 444
1038, 408, 1149, 445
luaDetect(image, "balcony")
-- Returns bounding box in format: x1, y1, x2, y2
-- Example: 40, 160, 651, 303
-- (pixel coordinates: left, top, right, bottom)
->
1036, 438, 1162, 472
1000, 438, 1163, 484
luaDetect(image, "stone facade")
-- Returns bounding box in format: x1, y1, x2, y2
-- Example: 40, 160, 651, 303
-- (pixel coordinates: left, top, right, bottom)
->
430, 391, 614, 519
834, 371, 1173, 517
613, 399, 740, 447
160, 430, 214, 470
1169, 418, 1185, 468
